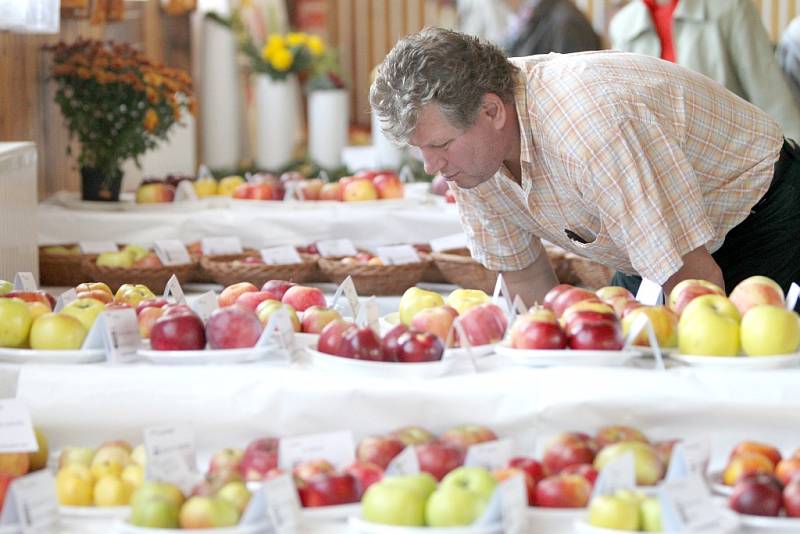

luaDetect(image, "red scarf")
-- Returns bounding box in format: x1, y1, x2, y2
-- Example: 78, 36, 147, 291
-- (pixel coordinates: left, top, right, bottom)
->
643, 0, 680, 62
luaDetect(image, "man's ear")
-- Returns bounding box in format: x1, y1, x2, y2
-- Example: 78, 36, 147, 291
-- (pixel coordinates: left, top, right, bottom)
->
482, 93, 507, 130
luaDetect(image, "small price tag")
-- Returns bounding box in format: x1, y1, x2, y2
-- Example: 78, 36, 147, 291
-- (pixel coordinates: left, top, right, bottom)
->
363, 297, 380, 334
201, 237, 243, 256
53, 288, 77, 313
103, 309, 142, 364
190, 291, 218, 324
256, 308, 297, 360
500, 475, 528, 534
376, 245, 420, 265
492, 274, 514, 320
0, 471, 59, 534
154, 240, 191, 266
659, 474, 719, 532
665, 439, 709, 482
78, 241, 118, 254
174, 180, 199, 202
278, 431, 356, 471
430, 233, 468, 252
636, 278, 664, 305
163, 275, 186, 304
385, 446, 420, 476
13, 273, 37, 291
331, 276, 359, 319
143, 426, 197, 494
786, 282, 800, 311
591, 452, 636, 498
511, 295, 528, 323
263, 474, 301, 534
464, 439, 514, 470
260, 246, 303, 265
0, 399, 38, 453
315, 239, 357, 258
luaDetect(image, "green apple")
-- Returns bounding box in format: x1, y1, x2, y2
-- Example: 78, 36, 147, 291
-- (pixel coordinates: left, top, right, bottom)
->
122, 245, 149, 262
362, 480, 427, 526
440, 466, 497, 501
640, 496, 663, 532
426, 484, 487, 527
678, 294, 740, 356
29, 313, 87, 350
399, 287, 445, 325
740, 304, 800, 356
131, 481, 185, 510
96, 251, 134, 268
384, 473, 438, 500
43, 246, 78, 255
588, 494, 640, 530
0, 297, 33, 347
216, 481, 251, 514
594, 441, 664, 486
62, 298, 105, 331
59, 446, 95, 469
0, 280, 13, 296
179, 496, 239, 528
131, 496, 180, 528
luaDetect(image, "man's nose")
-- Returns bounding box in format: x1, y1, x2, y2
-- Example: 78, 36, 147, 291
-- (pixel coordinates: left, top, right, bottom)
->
421, 149, 445, 175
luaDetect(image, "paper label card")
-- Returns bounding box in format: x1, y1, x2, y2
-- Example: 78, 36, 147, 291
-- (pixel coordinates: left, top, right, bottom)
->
500, 475, 528, 534
787, 282, 800, 311
331, 276, 359, 319
385, 446, 420, 476
492, 274, 513, 319
201, 237, 243, 256
196, 164, 213, 181
163, 274, 186, 304
175, 180, 199, 202
659, 475, 719, 532
591, 452, 636, 498
143, 426, 197, 492
0, 471, 59, 533
283, 181, 303, 202
13, 273, 37, 291
315, 239, 357, 258
665, 439, 709, 482
512, 295, 528, 316
256, 308, 296, 360
103, 308, 142, 364
622, 313, 665, 371
464, 439, 514, 471
430, 233, 468, 252
53, 288, 77, 313
376, 245, 420, 265
363, 297, 380, 334
278, 431, 356, 471
154, 240, 191, 266
260, 246, 303, 265
78, 241, 118, 254
263, 474, 302, 534
190, 291, 218, 324
0, 399, 38, 453
636, 278, 664, 306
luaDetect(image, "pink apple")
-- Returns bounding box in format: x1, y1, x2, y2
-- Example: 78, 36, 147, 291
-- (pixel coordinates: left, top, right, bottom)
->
281, 286, 326, 312
543, 433, 597, 474
550, 287, 596, 319
440, 425, 497, 448
293, 459, 337, 485
317, 319, 357, 356
205, 306, 263, 349
534, 474, 592, 508
668, 279, 725, 316
150, 311, 206, 350
235, 291, 278, 312
239, 438, 279, 481
560, 463, 598, 486
411, 306, 457, 345
218, 282, 258, 308
396, 330, 444, 362
458, 303, 508, 346
510, 313, 567, 349
300, 306, 342, 334
136, 182, 175, 203
135, 298, 169, 316
416, 441, 465, 481
345, 461, 384, 498
260, 280, 296, 301
138, 306, 166, 338
356, 436, 406, 470
373, 173, 404, 199
381, 324, 409, 362
508, 457, 546, 485
209, 448, 244, 475
595, 426, 648, 448
729, 276, 785, 317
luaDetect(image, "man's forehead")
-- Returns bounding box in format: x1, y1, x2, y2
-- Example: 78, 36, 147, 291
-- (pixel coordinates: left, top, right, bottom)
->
410, 103, 456, 146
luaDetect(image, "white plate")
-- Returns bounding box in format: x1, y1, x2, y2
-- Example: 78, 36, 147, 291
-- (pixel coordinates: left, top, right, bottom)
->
671, 352, 800, 370
60, 505, 130, 519
348, 517, 503, 534
136, 347, 268, 365
574, 507, 739, 533
494, 345, 640, 367
527, 506, 584, 532
708, 470, 732, 496
301, 503, 361, 522
0, 347, 105, 364
444, 344, 496, 359
631, 345, 678, 357
295, 332, 320, 349
736, 512, 800, 531
115, 520, 270, 534
304, 348, 456, 379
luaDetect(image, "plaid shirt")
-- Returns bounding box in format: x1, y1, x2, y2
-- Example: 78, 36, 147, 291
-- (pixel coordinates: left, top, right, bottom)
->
453, 51, 783, 284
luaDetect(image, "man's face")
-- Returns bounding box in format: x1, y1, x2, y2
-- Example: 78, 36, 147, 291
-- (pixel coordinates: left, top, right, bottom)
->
409, 102, 506, 189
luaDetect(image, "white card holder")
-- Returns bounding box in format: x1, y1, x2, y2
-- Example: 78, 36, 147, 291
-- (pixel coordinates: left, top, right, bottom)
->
163, 274, 186, 304
591, 452, 636, 499
385, 446, 420, 476
492, 273, 514, 320
201, 237, 243, 256
665, 439, 710, 482
376, 245, 420, 265
143, 425, 197, 494
464, 439, 514, 471
263, 474, 302, 534
53, 288, 76, 313
0, 399, 38, 453
787, 282, 800, 310
636, 278, 664, 305
622, 313, 665, 371
190, 291, 218, 324
174, 180, 199, 202
154, 240, 191, 266
0, 471, 59, 534
315, 239, 357, 258
13, 272, 37, 291
331, 276, 360, 319
260, 246, 303, 265
659, 474, 720, 532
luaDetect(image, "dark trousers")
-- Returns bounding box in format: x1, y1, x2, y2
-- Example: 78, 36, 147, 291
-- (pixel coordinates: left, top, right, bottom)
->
611, 139, 800, 296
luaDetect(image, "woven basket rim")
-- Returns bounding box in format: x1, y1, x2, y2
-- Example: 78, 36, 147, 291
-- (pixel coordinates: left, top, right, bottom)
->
318, 257, 429, 276
81, 257, 197, 273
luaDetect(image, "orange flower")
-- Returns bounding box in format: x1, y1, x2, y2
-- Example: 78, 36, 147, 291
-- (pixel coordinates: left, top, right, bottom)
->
143, 108, 159, 132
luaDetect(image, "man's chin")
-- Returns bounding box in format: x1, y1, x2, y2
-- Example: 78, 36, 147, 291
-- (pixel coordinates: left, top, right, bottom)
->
450, 175, 487, 189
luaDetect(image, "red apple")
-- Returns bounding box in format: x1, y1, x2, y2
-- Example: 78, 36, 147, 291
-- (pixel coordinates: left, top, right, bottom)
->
218, 282, 258, 308
669, 279, 725, 316
595, 426, 649, 448
150, 311, 206, 350
560, 463, 598, 486
209, 448, 244, 475
356, 436, 406, 470
135, 298, 169, 316
373, 173, 404, 199
381, 324, 409, 362
4, 290, 55, 311
260, 280, 296, 301
440, 425, 497, 448
205, 306, 263, 349
493, 467, 536, 506
729, 276, 785, 317
162, 303, 194, 317
543, 284, 575, 311
561, 300, 616, 335
281, 286, 326, 312
542, 434, 597, 475
415, 441, 465, 481
411, 306, 457, 345
389, 426, 435, 446
729, 473, 783, 516
396, 330, 444, 363
345, 461, 384, 498
297, 473, 359, 507
319, 182, 341, 201
784, 477, 800, 517
534, 474, 592, 508
317, 319, 357, 356
75, 289, 113, 304
509, 313, 567, 349
550, 288, 596, 319
235, 291, 278, 312
340, 326, 383, 361
458, 303, 508, 346
567, 320, 624, 350
239, 438, 279, 481
301, 306, 342, 334
508, 457, 546, 485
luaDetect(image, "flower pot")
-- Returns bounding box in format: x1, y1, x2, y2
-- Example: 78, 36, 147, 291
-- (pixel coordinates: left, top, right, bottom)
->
308, 89, 348, 170
254, 74, 301, 170
80, 166, 123, 202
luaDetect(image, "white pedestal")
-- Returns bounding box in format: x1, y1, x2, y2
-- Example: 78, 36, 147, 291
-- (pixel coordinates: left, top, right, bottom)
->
308, 89, 348, 169
0, 142, 38, 281
255, 74, 301, 170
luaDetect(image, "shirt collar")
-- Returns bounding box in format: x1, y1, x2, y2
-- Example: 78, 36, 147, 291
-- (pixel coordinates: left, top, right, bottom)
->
615, 1, 707, 42
513, 69, 534, 164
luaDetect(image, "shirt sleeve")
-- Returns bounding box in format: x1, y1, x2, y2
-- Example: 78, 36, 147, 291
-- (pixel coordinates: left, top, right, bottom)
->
582, 118, 716, 285
449, 180, 543, 272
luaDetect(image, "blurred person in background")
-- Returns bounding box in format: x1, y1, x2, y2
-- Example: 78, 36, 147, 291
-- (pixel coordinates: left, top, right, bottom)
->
778, 17, 800, 109
610, 0, 800, 141
505, 0, 602, 56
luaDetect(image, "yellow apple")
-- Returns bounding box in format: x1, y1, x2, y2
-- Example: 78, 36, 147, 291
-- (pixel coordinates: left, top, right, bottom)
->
677, 294, 740, 356
122, 463, 145, 490
194, 177, 218, 198
94, 475, 133, 506
740, 305, 800, 356
342, 178, 379, 201
56, 464, 94, 506
122, 245, 149, 262
622, 306, 679, 348
96, 251, 134, 268
445, 288, 489, 315
114, 284, 156, 306
0, 297, 33, 348
729, 276, 785, 317
29, 313, 87, 350
27, 301, 51, 322
399, 287, 445, 325
62, 298, 105, 331
217, 175, 245, 196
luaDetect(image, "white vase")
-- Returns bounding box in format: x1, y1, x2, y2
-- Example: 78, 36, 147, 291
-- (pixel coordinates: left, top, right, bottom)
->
255, 74, 301, 170
308, 89, 349, 170
371, 110, 405, 169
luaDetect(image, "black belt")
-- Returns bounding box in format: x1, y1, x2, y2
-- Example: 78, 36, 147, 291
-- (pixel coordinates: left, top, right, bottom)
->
753, 138, 799, 211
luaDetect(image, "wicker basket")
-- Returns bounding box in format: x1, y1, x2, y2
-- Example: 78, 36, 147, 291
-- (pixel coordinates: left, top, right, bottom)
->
318, 258, 429, 296
39, 244, 89, 287
200, 253, 318, 287
564, 253, 614, 289
81, 257, 197, 293
430, 248, 497, 293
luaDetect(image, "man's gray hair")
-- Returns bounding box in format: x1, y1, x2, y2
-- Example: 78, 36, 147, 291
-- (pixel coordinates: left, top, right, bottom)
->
370, 27, 519, 144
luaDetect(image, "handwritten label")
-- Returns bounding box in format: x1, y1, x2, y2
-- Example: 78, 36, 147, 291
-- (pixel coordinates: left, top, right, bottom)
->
331, 276, 359, 319
636, 278, 664, 306
190, 291, 218, 324
260, 246, 303, 265
376, 245, 420, 265
665, 440, 710, 482
315, 239, 357, 258
163, 274, 186, 304
143, 426, 197, 494
363, 297, 380, 334
53, 288, 76, 313
659, 475, 720, 532
263, 474, 301, 534
464, 439, 514, 471
201, 237, 243, 256
103, 309, 142, 364
0, 471, 59, 534
385, 446, 420, 476
430, 233, 467, 252
154, 240, 191, 266
0, 399, 38, 453
500, 475, 528, 534
78, 241, 117, 254
256, 308, 297, 361
13, 273, 37, 291
277, 431, 355, 471
591, 452, 636, 498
